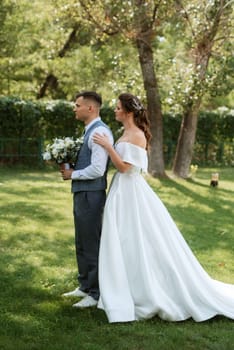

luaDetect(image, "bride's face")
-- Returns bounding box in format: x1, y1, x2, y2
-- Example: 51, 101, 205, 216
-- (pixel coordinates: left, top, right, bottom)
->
114, 100, 128, 122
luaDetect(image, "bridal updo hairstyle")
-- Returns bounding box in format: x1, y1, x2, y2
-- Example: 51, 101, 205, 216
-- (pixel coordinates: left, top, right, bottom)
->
118, 93, 152, 150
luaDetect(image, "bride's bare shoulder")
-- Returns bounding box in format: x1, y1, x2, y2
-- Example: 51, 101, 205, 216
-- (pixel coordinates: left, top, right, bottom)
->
129, 130, 146, 149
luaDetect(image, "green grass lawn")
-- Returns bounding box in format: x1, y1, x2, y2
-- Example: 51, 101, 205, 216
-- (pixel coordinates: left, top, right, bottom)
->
0, 166, 233, 350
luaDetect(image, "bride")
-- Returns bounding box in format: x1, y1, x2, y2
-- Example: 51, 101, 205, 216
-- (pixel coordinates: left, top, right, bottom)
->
93, 93, 234, 323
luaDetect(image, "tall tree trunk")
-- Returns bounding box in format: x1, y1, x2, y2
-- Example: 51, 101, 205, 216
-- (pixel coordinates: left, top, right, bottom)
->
172, 57, 209, 178
172, 100, 201, 177
134, 0, 166, 177
173, 2, 224, 178
136, 37, 165, 177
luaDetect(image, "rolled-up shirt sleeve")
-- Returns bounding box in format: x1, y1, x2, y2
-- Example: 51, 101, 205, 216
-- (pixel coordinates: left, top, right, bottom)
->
71, 126, 113, 180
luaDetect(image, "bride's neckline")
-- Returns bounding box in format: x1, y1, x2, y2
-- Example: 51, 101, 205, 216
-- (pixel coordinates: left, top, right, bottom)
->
115, 141, 146, 151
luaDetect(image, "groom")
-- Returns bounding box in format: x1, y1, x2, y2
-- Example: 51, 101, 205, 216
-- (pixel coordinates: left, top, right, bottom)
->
61, 91, 113, 308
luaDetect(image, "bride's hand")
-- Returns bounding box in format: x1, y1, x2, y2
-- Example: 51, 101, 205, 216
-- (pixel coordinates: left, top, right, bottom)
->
93, 133, 111, 149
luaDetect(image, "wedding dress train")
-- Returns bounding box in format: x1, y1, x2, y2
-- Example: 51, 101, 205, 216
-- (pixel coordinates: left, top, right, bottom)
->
98, 142, 234, 323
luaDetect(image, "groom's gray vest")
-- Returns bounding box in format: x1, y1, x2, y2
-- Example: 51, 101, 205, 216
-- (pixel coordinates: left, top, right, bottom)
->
71, 120, 110, 193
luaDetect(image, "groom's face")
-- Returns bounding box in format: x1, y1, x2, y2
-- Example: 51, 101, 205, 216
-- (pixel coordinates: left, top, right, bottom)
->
74, 96, 91, 123
74, 96, 99, 125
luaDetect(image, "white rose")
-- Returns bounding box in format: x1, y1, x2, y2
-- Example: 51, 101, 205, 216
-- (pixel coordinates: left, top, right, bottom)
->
52, 149, 58, 158
43, 152, 51, 161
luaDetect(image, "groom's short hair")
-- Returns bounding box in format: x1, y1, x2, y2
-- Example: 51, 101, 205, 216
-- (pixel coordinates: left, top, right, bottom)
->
75, 91, 102, 107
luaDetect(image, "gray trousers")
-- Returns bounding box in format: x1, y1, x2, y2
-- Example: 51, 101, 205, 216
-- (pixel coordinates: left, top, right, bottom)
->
73, 190, 106, 300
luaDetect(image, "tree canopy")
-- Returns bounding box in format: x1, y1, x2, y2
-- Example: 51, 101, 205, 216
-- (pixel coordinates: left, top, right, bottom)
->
1, 0, 233, 108
0, 0, 233, 177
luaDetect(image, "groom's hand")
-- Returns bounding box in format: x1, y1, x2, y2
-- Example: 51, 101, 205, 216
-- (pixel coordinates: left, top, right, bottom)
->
60, 169, 73, 180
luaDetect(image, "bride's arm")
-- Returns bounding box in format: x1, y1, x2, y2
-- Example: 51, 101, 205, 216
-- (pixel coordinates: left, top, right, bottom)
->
93, 133, 131, 173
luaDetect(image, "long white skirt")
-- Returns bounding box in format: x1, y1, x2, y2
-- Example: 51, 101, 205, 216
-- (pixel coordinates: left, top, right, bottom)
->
98, 172, 234, 323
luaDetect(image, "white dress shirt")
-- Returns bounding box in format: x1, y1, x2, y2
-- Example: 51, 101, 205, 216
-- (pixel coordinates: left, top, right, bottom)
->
71, 117, 113, 180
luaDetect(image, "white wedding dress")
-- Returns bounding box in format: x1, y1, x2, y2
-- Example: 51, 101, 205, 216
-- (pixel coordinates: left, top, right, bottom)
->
98, 142, 234, 323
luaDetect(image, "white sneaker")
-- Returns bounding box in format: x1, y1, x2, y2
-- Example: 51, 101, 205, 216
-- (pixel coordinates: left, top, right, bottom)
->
72, 295, 98, 308
62, 288, 87, 298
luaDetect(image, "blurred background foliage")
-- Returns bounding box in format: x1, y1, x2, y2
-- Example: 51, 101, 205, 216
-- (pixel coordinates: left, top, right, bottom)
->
0, 0, 233, 110
0, 0, 233, 172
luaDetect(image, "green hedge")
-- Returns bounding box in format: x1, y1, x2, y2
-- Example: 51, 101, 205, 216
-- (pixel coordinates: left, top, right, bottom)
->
163, 110, 234, 144
0, 97, 41, 138
0, 97, 77, 139
0, 96, 233, 142
0, 96, 233, 166
0, 97, 123, 141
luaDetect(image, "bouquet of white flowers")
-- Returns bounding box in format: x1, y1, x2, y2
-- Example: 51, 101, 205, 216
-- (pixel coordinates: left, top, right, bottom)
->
43, 136, 84, 166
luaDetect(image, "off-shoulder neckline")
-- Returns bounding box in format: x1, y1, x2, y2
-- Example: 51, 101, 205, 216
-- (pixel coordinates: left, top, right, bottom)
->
115, 141, 147, 152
